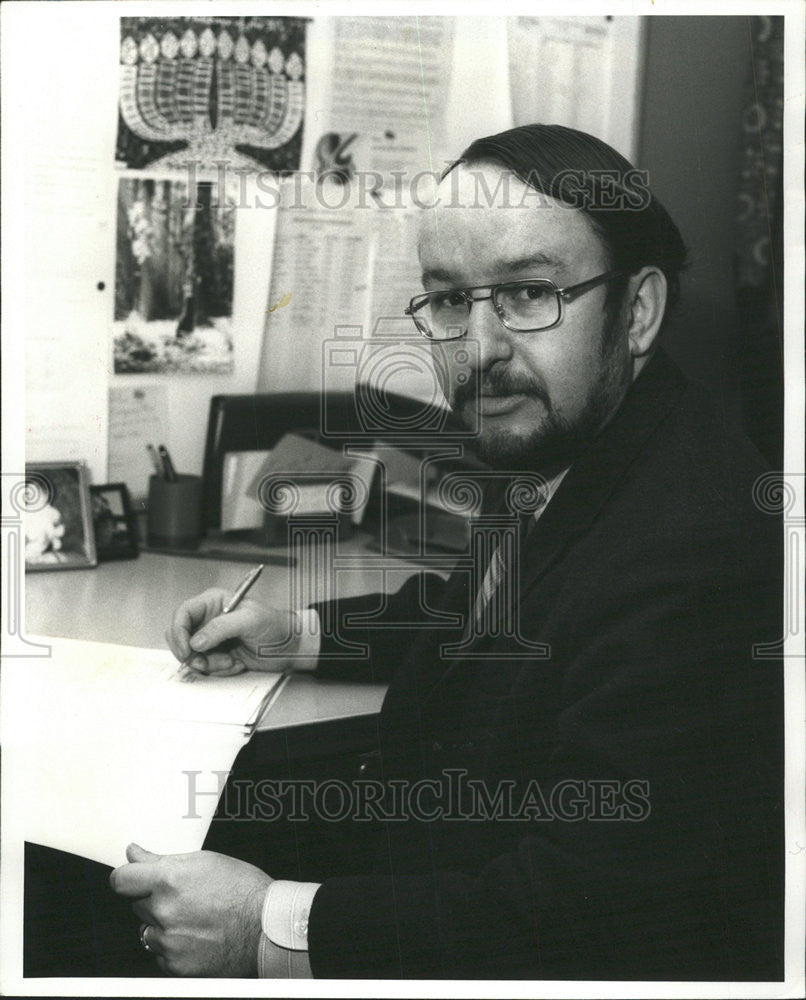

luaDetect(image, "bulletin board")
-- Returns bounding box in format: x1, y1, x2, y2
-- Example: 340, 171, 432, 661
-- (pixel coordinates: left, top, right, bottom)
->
8, 6, 645, 494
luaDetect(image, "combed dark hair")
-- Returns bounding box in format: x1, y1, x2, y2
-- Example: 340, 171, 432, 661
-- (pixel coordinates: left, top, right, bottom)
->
451, 123, 688, 321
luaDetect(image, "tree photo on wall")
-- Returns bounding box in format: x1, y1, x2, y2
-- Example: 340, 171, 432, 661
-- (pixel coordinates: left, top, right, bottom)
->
113, 178, 234, 374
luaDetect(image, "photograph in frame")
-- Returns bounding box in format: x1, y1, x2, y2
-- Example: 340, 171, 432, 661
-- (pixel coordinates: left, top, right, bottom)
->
23, 462, 97, 572
90, 482, 140, 562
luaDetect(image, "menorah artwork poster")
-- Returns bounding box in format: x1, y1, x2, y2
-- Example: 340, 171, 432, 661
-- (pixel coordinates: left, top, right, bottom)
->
115, 15, 306, 173
113, 178, 235, 375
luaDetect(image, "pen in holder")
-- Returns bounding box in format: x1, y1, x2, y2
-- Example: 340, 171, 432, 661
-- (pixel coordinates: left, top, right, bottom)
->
147, 474, 202, 550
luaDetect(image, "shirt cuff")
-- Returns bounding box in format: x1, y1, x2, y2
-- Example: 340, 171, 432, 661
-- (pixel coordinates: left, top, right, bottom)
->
290, 609, 321, 671
257, 880, 320, 977
257, 935, 314, 978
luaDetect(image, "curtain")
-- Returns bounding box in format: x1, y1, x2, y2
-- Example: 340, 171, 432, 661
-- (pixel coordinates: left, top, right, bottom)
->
734, 15, 784, 468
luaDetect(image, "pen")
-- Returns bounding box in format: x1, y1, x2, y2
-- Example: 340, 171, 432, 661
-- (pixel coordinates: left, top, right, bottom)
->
147, 443, 163, 477
222, 563, 264, 613
182, 564, 265, 672
158, 444, 178, 483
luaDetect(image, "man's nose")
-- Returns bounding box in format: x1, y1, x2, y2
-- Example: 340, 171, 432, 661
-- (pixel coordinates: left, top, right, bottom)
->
465, 296, 513, 369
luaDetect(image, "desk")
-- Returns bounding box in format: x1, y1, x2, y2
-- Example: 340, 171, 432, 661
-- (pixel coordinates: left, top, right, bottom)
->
25, 543, 413, 727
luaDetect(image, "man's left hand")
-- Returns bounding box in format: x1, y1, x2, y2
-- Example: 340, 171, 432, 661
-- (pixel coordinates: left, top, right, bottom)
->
110, 843, 271, 977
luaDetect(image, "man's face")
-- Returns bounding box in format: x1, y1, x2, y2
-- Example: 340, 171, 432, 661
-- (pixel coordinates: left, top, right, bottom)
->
417, 162, 633, 471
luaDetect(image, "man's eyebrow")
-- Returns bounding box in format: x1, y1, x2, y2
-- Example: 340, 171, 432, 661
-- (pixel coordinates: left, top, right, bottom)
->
421, 266, 455, 285
421, 253, 566, 287
494, 252, 567, 274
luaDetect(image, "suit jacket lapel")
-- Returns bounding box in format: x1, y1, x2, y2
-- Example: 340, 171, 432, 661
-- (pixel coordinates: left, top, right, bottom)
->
517, 350, 685, 597
424, 351, 686, 689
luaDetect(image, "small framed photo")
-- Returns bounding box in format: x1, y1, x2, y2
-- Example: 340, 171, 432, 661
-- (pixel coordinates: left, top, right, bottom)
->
24, 462, 97, 571
90, 483, 140, 562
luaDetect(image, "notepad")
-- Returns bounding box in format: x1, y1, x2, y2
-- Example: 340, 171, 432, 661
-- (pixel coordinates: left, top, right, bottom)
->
4, 637, 286, 868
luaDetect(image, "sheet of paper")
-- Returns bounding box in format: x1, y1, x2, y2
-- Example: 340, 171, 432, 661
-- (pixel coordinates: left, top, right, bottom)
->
247, 433, 353, 496
258, 187, 446, 406
221, 450, 271, 532
506, 16, 643, 161
326, 16, 454, 177
344, 448, 379, 525
508, 17, 612, 135
257, 194, 371, 393
4, 638, 285, 868
21, 635, 283, 729
365, 210, 445, 406
14, 714, 245, 869
107, 385, 169, 501
368, 210, 422, 328
244, 434, 378, 525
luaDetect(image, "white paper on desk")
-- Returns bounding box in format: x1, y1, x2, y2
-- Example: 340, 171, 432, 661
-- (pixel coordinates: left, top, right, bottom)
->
221, 450, 272, 532
4, 637, 284, 869
23, 636, 282, 729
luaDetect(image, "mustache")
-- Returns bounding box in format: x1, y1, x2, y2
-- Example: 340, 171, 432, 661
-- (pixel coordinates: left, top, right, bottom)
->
451, 368, 550, 411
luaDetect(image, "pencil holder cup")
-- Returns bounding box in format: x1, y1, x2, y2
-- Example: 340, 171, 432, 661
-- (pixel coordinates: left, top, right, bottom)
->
147, 474, 202, 550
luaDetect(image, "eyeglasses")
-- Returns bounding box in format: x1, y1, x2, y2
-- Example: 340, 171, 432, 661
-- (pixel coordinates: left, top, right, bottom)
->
405, 269, 625, 341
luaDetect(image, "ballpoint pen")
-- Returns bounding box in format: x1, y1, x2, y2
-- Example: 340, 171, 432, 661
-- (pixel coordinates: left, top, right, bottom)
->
146, 443, 163, 477
222, 563, 264, 613
158, 444, 178, 483
183, 563, 265, 670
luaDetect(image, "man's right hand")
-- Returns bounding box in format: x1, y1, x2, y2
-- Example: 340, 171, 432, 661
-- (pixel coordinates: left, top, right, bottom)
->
166, 588, 302, 675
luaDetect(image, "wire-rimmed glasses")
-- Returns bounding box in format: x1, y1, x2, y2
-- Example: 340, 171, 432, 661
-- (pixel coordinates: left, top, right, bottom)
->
405, 270, 625, 341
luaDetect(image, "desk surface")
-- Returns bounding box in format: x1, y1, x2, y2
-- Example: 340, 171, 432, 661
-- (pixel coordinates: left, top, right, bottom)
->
24, 543, 422, 729
21, 543, 410, 978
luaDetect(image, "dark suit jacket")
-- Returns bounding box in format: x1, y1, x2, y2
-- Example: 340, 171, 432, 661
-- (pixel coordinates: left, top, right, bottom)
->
306, 351, 784, 980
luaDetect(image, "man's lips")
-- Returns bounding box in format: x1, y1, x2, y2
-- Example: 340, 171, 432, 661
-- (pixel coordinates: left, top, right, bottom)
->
469, 392, 531, 416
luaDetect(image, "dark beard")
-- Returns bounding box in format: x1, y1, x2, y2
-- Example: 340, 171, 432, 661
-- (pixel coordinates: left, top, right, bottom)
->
451, 337, 631, 473
471, 406, 594, 472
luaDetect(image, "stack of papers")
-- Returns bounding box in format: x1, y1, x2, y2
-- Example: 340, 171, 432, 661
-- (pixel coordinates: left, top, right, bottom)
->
3, 637, 285, 868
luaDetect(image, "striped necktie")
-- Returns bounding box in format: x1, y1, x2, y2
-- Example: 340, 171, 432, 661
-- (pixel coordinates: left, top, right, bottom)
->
467, 468, 568, 641
471, 511, 534, 636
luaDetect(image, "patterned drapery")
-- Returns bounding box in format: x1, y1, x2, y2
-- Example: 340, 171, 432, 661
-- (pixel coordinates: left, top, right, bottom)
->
734, 15, 784, 468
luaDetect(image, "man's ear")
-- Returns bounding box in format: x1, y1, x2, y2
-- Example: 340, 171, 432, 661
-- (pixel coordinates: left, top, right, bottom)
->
625, 267, 667, 358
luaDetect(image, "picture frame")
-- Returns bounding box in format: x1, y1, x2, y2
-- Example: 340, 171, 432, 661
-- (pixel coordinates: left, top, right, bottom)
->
90, 482, 140, 562
23, 462, 97, 571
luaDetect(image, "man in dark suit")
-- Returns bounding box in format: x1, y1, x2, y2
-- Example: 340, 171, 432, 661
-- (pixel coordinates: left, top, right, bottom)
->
112, 124, 784, 981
